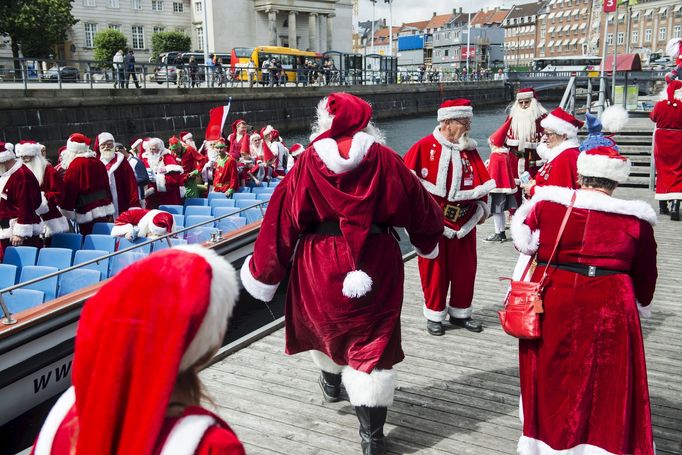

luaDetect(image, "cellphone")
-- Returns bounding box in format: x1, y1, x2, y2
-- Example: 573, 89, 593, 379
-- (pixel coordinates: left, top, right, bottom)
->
519, 171, 531, 184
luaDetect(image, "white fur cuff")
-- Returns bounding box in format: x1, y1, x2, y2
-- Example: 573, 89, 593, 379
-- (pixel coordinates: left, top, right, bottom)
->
424, 305, 448, 322
540, 115, 579, 138
437, 106, 473, 122
44, 216, 70, 237
240, 255, 279, 302
156, 173, 167, 192
637, 300, 652, 319
36, 193, 50, 216
310, 350, 344, 374
511, 219, 540, 255
14, 222, 41, 238
111, 223, 134, 238
448, 305, 473, 319
342, 368, 396, 407
414, 243, 439, 259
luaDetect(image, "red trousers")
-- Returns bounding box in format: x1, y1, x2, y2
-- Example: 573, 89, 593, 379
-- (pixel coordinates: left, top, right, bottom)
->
417, 229, 477, 321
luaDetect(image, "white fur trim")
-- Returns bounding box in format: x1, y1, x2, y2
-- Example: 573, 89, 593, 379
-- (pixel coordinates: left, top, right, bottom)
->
136, 209, 162, 237
655, 192, 682, 200
60, 208, 76, 220
98, 132, 115, 145
516, 91, 534, 100
34, 387, 76, 455
536, 139, 580, 163
14, 221, 43, 237
424, 305, 448, 322
477, 199, 491, 220
511, 206, 541, 255
313, 132, 375, 174
159, 414, 217, 455
637, 300, 652, 319
15, 142, 41, 157
517, 435, 622, 455
600, 105, 628, 133
240, 255, 279, 302
174, 244, 239, 371
342, 368, 396, 407
261, 125, 274, 137
36, 192, 50, 216
541, 115, 580, 138
310, 350, 344, 374
666, 38, 681, 59
165, 164, 184, 174
131, 139, 143, 150
414, 243, 439, 259
0, 150, 14, 163
437, 106, 473, 121
342, 270, 373, 298
111, 223, 135, 238
577, 153, 631, 183
156, 172, 167, 192
43, 216, 70, 237
448, 305, 473, 319
66, 139, 91, 155
75, 203, 115, 224
105, 153, 124, 217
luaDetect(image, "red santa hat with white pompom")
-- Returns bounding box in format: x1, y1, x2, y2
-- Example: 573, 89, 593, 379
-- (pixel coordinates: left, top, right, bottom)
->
577, 145, 631, 183
437, 99, 473, 122
0, 142, 15, 163
289, 143, 305, 157
111, 209, 176, 239
66, 133, 92, 155
540, 107, 584, 138
15, 140, 41, 158
516, 88, 536, 100
488, 117, 512, 150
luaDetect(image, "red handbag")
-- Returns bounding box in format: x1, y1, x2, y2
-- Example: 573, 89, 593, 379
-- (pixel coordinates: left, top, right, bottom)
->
498, 192, 576, 339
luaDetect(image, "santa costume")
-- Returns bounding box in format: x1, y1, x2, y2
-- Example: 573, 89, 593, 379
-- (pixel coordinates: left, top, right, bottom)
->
179, 131, 208, 175
246, 133, 275, 184
511, 146, 657, 455
211, 140, 239, 195
240, 93, 442, 455
111, 208, 175, 241
169, 136, 205, 199
579, 105, 629, 152
140, 138, 185, 209
0, 142, 44, 258
650, 79, 682, 220
505, 88, 548, 180
286, 143, 305, 172
227, 119, 250, 161
530, 108, 583, 195
404, 99, 495, 334
485, 117, 518, 242
31, 245, 245, 455
98, 132, 140, 217
664, 38, 682, 83
60, 133, 115, 236
262, 126, 290, 177
14, 141, 69, 238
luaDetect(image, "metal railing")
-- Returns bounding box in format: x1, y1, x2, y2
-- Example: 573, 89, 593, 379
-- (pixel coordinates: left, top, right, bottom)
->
0, 199, 267, 325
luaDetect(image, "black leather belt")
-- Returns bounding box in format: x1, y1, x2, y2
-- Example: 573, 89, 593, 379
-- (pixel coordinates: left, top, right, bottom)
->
307, 221, 390, 236
537, 262, 626, 277
443, 203, 471, 222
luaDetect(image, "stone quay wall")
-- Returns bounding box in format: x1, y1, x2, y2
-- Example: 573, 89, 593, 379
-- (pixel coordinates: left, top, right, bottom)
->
0, 82, 510, 158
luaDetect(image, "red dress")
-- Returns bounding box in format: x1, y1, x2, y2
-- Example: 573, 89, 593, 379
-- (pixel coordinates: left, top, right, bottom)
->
242, 132, 443, 373
650, 97, 682, 200
511, 186, 657, 455
486, 149, 517, 194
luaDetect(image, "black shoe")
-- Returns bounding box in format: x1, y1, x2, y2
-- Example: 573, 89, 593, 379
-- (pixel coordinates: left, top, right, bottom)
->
355, 406, 387, 455
671, 200, 680, 221
449, 316, 483, 332
659, 200, 670, 215
484, 232, 507, 242
318, 371, 341, 402
426, 320, 445, 336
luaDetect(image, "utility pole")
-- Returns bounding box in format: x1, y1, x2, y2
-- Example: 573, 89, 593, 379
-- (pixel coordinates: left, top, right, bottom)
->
598, 10, 611, 114
466, 12, 471, 75
385, 0, 393, 57
370, 0, 377, 55
624, 0, 631, 53
611, 5, 619, 101
202, 0, 210, 64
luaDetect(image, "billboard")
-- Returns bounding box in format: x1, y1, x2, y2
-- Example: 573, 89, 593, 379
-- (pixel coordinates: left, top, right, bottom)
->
461, 46, 477, 60
398, 35, 425, 51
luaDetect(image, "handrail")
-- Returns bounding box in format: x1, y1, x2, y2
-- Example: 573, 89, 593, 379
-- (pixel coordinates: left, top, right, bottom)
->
0, 199, 268, 324
559, 76, 577, 114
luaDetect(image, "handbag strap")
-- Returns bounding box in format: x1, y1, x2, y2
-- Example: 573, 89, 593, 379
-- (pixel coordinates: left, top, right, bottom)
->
539, 191, 577, 286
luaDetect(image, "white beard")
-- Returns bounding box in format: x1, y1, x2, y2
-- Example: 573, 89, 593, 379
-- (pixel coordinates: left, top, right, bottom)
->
23, 156, 48, 186
509, 99, 547, 150
100, 150, 116, 164
250, 143, 263, 160
536, 142, 549, 161
60, 150, 77, 170
146, 153, 162, 172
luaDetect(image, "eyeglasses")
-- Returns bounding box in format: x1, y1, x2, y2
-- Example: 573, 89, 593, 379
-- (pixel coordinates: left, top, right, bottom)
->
518, 100, 531, 105
452, 119, 471, 128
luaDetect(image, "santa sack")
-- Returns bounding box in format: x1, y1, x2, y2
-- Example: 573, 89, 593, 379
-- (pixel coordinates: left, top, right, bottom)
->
498, 192, 575, 339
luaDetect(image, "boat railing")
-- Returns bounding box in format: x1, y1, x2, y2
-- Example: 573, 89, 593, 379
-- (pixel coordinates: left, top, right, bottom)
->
0, 200, 268, 325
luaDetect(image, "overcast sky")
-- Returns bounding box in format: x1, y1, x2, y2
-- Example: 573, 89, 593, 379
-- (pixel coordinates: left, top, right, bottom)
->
357, 0, 520, 26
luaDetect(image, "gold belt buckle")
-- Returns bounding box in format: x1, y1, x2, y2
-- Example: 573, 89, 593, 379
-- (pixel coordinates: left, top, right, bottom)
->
444, 204, 461, 222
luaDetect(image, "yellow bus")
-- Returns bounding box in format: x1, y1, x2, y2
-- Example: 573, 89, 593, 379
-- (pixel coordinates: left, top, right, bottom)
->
248, 46, 323, 84
230, 47, 254, 79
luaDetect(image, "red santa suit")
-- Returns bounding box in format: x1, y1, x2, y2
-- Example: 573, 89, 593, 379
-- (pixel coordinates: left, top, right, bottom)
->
212, 154, 239, 193
179, 132, 208, 174
650, 80, 682, 200
100, 149, 140, 217
14, 141, 69, 238
487, 118, 518, 194
227, 119, 249, 161
505, 89, 548, 180
511, 148, 656, 455
141, 138, 185, 209
60, 133, 115, 236
111, 209, 175, 240
240, 93, 442, 410
31, 246, 245, 455
404, 100, 495, 322
0, 145, 44, 257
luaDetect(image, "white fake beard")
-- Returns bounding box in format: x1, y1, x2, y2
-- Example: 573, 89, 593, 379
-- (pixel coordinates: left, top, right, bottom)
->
146, 153, 162, 172
250, 143, 263, 160
509, 99, 547, 149
60, 150, 77, 169
23, 156, 48, 185
0, 163, 8, 175
100, 149, 116, 164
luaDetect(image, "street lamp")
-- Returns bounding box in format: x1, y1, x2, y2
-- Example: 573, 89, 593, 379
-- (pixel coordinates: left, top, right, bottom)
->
385, 0, 393, 57
370, 0, 377, 55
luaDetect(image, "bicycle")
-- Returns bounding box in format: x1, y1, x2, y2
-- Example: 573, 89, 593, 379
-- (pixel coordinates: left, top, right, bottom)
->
176, 68, 189, 88
212, 69, 228, 88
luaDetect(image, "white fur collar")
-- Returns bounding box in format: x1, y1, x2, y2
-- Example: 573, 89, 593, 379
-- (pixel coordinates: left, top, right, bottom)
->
313, 132, 376, 174
432, 126, 477, 151
103, 152, 124, 175
536, 138, 579, 162
0, 160, 23, 195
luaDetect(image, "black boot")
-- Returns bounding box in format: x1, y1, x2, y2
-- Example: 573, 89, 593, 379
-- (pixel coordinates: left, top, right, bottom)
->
671, 200, 680, 221
659, 200, 670, 215
318, 371, 341, 402
355, 406, 387, 455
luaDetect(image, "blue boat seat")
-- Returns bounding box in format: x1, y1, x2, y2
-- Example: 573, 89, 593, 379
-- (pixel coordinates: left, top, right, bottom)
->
150, 238, 188, 252
233, 193, 256, 200
3, 246, 38, 279
37, 248, 73, 270
0, 264, 17, 288
117, 237, 152, 255
92, 222, 114, 235
207, 192, 227, 201
3, 289, 44, 313
50, 233, 82, 255
73, 250, 110, 279
213, 207, 240, 218
184, 198, 208, 207
19, 265, 58, 302
83, 234, 116, 253
108, 252, 146, 277
243, 208, 264, 224
159, 204, 184, 215
58, 269, 101, 297
236, 199, 262, 209
217, 216, 247, 233
184, 206, 212, 217
210, 199, 236, 209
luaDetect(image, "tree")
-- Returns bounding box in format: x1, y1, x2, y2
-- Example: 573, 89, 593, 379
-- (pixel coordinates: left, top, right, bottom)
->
150, 31, 191, 63
93, 29, 127, 68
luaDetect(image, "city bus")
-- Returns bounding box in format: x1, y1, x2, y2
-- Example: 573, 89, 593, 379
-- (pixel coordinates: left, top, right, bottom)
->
532, 56, 601, 72
230, 47, 254, 79
249, 46, 324, 84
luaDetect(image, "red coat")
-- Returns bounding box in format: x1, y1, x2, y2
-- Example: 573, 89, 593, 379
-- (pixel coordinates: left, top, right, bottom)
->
241, 132, 443, 373
531, 140, 580, 195
212, 155, 239, 193
141, 152, 184, 209
0, 161, 43, 240
38, 164, 70, 237
650, 98, 682, 199
61, 154, 115, 225
403, 127, 495, 239
103, 153, 140, 217
181, 145, 208, 175
486, 149, 517, 194
511, 186, 657, 454
227, 133, 249, 161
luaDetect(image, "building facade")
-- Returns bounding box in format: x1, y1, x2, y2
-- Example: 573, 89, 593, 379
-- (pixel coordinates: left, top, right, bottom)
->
503, 2, 545, 69
536, 0, 595, 59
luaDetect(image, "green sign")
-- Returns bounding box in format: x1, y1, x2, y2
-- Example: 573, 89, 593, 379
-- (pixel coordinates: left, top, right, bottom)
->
614, 85, 639, 110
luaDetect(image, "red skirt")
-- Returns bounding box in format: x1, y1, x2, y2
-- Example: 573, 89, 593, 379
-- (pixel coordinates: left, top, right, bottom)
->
487, 151, 517, 193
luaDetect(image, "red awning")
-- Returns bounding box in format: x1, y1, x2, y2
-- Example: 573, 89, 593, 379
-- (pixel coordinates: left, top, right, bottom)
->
603, 54, 642, 72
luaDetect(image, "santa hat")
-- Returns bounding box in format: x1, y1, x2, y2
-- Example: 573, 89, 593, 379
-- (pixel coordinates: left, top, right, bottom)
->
540, 108, 584, 138
34, 245, 239, 454
437, 99, 473, 122
488, 117, 511, 149
271, 129, 281, 142
516, 88, 536, 100
577, 145, 631, 183
66, 133, 92, 155
289, 143, 304, 157
600, 105, 629, 133
231, 119, 246, 136
130, 138, 143, 150
97, 132, 115, 147
0, 142, 15, 163
665, 79, 682, 107
141, 210, 175, 237
15, 140, 41, 158
666, 38, 682, 62
260, 125, 274, 138
180, 131, 193, 143
213, 138, 227, 148
310, 92, 373, 143
250, 133, 261, 143
168, 136, 181, 148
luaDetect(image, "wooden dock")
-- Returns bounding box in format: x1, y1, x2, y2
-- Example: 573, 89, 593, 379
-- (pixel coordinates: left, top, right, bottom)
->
201, 186, 682, 455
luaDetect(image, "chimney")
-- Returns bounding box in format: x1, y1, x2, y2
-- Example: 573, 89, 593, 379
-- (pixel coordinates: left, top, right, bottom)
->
433, 12, 437, 17
460, 7, 463, 13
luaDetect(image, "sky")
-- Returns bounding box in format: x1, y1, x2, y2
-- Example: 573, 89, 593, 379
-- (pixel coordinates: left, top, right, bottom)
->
357, 0, 518, 26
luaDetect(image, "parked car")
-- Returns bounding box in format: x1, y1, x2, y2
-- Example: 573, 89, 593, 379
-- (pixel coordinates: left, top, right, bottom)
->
39, 66, 80, 82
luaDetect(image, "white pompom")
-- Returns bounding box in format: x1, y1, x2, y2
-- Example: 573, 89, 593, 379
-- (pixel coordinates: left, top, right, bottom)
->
342, 270, 373, 298
600, 105, 629, 133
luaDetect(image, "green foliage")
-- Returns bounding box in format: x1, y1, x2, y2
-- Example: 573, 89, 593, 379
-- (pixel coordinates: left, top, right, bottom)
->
150, 31, 191, 63
93, 29, 127, 67
0, 0, 78, 58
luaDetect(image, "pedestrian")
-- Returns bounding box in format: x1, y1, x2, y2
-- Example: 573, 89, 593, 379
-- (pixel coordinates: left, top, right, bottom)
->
403, 99, 495, 335
188, 56, 199, 88
247, 58, 256, 88
174, 52, 186, 86
113, 49, 124, 89
0, 142, 44, 260
261, 57, 270, 86
31, 246, 246, 455
240, 93, 443, 454
511, 145, 657, 455
650, 79, 682, 220
123, 49, 140, 89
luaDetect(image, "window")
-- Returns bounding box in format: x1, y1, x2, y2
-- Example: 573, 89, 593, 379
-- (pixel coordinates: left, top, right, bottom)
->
131, 0, 141, 9
84, 0, 95, 6
152, 0, 162, 11
195, 1, 202, 13
645, 28, 652, 42
153, 26, 165, 34
109, 24, 121, 30
659, 27, 666, 41
617, 32, 624, 45
606, 33, 613, 45
632, 30, 638, 44
176, 27, 186, 34
196, 26, 204, 50
173, 1, 183, 12
660, 9, 667, 20
132, 25, 144, 49
84, 23, 97, 47
675, 26, 681, 39
108, 0, 119, 7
